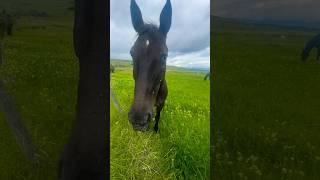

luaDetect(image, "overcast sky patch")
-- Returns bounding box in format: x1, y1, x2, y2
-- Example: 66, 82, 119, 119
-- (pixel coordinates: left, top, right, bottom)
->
111, 0, 210, 70
213, 0, 320, 22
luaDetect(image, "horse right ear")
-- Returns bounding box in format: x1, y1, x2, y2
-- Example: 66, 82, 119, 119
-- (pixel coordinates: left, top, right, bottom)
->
159, 0, 172, 36
130, 0, 144, 33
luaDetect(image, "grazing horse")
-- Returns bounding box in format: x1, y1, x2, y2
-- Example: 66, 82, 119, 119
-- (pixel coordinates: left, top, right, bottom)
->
0, 10, 13, 65
301, 33, 320, 61
0, 13, 5, 65
128, 0, 172, 132
0, 10, 13, 37
6, 14, 13, 36
204, 72, 210, 80
58, 0, 108, 179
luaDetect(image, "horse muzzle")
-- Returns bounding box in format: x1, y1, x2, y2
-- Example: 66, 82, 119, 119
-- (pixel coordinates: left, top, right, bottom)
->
128, 111, 152, 132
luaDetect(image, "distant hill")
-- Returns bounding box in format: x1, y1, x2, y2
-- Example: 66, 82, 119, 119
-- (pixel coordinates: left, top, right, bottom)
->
110, 59, 208, 73
0, 0, 72, 17
212, 16, 320, 32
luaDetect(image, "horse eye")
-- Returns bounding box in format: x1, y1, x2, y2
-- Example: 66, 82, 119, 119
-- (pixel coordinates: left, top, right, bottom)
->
160, 54, 167, 62
130, 49, 135, 58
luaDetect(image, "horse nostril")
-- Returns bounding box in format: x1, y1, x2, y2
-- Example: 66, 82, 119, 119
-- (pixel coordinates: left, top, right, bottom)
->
129, 111, 152, 127
141, 113, 151, 124
147, 112, 152, 121
142, 114, 148, 124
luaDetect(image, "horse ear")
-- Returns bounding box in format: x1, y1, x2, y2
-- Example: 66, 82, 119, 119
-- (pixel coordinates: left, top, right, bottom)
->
159, 0, 172, 36
130, 0, 144, 33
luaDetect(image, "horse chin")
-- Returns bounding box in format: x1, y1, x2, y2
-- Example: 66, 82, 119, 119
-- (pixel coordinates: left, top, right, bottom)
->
132, 124, 149, 132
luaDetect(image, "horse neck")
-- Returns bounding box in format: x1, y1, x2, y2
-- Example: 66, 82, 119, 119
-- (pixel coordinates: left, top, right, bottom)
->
304, 35, 320, 52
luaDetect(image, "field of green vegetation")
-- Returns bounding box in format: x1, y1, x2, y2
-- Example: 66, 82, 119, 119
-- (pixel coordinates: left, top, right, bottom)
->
0, 1, 77, 179
110, 60, 210, 179
213, 17, 320, 179
0, 1, 211, 177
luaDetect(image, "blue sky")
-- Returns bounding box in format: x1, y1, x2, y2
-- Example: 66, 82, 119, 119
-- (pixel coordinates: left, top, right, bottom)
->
110, 0, 210, 70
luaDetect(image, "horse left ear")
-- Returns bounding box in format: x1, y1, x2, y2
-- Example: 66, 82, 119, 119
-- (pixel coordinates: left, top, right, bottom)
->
159, 0, 172, 36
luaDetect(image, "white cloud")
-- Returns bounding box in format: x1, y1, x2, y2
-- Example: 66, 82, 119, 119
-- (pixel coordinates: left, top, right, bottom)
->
168, 47, 210, 70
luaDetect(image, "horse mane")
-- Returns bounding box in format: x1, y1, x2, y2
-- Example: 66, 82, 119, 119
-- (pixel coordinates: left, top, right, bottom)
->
136, 23, 160, 38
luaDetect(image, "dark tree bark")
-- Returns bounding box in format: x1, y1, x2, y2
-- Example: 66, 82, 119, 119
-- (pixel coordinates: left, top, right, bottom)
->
59, 0, 109, 179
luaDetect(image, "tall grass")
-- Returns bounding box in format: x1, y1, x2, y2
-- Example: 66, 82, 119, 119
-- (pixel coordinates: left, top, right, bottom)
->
110, 62, 210, 179
213, 21, 320, 179
0, 16, 77, 179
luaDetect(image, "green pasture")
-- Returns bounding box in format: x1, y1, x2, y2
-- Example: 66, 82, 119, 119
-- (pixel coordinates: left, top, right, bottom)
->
110, 60, 210, 179
213, 17, 320, 180
0, 11, 76, 180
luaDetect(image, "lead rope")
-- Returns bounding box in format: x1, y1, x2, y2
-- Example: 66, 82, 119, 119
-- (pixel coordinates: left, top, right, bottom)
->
0, 29, 38, 162
0, 80, 38, 162
110, 74, 124, 113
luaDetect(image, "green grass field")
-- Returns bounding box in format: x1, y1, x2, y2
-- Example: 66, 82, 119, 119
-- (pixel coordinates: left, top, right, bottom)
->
0, 9, 210, 180
3, 0, 320, 179
0, 1, 211, 179
213, 18, 320, 179
110, 60, 210, 179
0, 12, 77, 180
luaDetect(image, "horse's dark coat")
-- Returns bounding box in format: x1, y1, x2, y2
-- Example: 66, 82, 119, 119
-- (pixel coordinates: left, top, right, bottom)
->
58, 0, 108, 179
128, 0, 172, 132
0, 10, 13, 37
6, 14, 13, 36
301, 34, 320, 61
0, 10, 14, 68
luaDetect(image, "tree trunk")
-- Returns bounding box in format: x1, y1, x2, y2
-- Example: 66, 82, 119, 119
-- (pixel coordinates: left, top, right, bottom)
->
59, 0, 109, 179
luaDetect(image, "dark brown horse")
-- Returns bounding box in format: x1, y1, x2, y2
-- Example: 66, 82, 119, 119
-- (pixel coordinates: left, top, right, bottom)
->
301, 33, 320, 61
0, 10, 14, 65
128, 0, 172, 132
0, 10, 14, 36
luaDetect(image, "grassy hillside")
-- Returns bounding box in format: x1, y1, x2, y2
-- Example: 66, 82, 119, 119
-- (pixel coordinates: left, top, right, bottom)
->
0, 4, 76, 179
0, 0, 72, 17
110, 60, 210, 179
1, 1, 210, 179
213, 18, 320, 179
